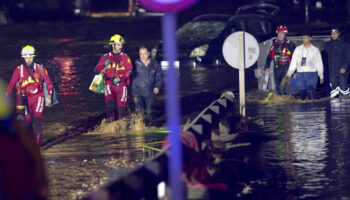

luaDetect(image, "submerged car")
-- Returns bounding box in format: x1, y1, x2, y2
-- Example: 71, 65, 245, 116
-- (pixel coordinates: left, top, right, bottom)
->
151, 13, 232, 69
152, 3, 279, 69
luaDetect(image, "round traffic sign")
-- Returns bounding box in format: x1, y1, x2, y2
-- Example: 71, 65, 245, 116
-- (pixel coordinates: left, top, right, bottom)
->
138, 0, 198, 12
222, 31, 259, 69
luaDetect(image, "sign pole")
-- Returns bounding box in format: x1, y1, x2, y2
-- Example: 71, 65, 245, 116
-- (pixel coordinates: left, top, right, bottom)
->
222, 31, 259, 118
239, 32, 246, 117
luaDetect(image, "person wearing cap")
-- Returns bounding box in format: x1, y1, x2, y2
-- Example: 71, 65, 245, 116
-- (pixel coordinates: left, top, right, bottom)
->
94, 34, 133, 123
6, 45, 53, 144
324, 28, 350, 98
286, 32, 324, 100
265, 25, 296, 94
132, 46, 163, 126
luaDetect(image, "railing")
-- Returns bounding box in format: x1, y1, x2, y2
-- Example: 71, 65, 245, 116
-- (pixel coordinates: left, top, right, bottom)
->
84, 91, 236, 200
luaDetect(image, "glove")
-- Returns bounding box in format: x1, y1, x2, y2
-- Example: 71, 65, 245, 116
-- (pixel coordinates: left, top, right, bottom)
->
104, 59, 113, 67
112, 77, 121, 85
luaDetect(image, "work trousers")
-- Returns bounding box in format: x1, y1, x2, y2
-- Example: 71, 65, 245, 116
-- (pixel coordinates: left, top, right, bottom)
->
104, 83, 128, 121
24, 93, 45, 144
296, 72, 318, 100
133, 93, 155, 125
274, 66, 288, 94
329, 73, 349, 92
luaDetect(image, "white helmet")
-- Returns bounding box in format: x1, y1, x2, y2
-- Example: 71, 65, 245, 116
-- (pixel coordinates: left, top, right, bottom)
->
21, 45, 36, 58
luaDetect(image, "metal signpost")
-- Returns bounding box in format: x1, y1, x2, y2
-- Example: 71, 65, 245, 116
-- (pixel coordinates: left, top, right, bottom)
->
222, 31, 259, 117
137, 0, 198, 199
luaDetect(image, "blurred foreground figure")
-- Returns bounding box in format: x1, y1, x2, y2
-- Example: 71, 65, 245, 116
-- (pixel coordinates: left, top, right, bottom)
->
6, 45, 54, 144
324, 27, 350, 98
94, 34, 133, 123
132, 46, 163, 126
0, 78, 49, 200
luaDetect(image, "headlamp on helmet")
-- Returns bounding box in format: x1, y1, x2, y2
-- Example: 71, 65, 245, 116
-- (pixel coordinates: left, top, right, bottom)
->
109, 34, 125, 45
331, 28, 340, 33
276, 25, 288, 33
21, 45, 36, 58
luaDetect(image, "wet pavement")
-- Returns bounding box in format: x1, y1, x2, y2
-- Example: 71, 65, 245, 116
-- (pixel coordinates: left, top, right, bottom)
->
43, 129, 167, 199
1, 4, 350, 199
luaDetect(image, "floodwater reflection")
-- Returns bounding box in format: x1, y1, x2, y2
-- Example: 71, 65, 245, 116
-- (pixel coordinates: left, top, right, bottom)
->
53, 56, 80, 97
255, 99, 350, 199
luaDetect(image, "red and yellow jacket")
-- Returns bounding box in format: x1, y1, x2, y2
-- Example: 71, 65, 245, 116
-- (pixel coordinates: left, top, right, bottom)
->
265, 39, 296, 69
94, 52, 133, 86
7, 63, 53, 96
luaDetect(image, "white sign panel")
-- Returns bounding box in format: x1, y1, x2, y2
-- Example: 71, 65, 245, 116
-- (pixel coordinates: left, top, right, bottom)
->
222, 31, 259, 69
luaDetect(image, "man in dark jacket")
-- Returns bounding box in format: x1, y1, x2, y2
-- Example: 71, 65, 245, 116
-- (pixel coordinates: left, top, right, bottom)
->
132, 46, 163, 126
324, 28, 350, 98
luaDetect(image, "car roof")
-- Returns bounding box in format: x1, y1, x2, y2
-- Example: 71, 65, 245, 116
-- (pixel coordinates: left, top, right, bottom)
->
192, 14, 232, 22
235, 3, 280, 16
228, 12, 274, 21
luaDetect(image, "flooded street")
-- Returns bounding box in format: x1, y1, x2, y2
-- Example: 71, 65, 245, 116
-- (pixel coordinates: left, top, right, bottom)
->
246, 99, 350, 199
1, 13, 350, 199
43, 130, 167, 199
40, 94, 350, 199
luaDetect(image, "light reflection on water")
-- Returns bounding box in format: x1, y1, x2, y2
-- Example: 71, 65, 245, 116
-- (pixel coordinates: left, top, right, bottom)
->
53, 56, 80, 97
253, 99, 350, 199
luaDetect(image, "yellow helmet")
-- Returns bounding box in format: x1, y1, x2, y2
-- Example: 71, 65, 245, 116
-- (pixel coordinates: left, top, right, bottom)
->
21, 45, 36, 58
109, 34, 125, 45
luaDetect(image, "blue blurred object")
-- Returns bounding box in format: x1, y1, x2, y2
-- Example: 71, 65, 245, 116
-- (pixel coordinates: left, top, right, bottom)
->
290, 75, 298, 95
162, 13, 183, 200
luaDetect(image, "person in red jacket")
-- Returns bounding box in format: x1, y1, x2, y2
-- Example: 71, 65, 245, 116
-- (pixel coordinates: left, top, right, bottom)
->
6, 45, 53, 144
94, 34, 133, 123
265, 25, 296, 94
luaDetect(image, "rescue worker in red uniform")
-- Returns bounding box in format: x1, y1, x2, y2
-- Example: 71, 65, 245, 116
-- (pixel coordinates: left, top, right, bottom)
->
6, 45, 53, 144
265, 26, 296, 94
94, 34, 133, 122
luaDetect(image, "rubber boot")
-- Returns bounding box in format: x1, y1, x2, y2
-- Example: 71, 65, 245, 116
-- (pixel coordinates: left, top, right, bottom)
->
118, 107, 126, 119
106, 101, 116, 122
35, 135, 42, 144
33, 117, 42, 144
330, 87, 340, 98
